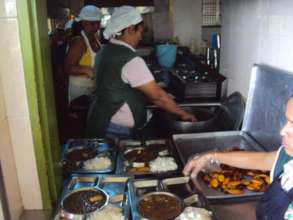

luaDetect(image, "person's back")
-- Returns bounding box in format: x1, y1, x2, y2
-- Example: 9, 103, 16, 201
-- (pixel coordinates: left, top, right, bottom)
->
86, 6, 196, 139
87, 43, 147, 137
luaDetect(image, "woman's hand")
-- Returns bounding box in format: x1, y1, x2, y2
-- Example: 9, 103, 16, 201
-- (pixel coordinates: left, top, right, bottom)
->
84, 67, 94, 79
180, 112, 197, 122
183, 153, 218, 178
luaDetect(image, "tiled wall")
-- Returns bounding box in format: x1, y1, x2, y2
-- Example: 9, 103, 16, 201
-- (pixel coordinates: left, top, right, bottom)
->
221, 0, 293, 97
0, 0, 43, 218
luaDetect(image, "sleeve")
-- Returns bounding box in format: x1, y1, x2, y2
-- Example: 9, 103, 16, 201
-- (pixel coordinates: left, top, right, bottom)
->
121, 57, 155, 88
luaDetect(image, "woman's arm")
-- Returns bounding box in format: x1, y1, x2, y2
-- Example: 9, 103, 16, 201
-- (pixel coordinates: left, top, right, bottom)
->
64, 37, 94, 78
136, 80, 197, 122
183, 150, 277, 178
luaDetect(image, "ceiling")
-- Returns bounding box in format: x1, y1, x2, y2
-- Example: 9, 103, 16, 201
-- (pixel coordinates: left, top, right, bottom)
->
47, 0, 154, 18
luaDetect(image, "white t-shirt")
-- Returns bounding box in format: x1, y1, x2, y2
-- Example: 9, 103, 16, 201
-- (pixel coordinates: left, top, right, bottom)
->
109, 39, 154, 127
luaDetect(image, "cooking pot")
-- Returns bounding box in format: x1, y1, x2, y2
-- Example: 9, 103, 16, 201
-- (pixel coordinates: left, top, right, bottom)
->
60, 187, 109, 220
138, 191, 184, 220
162, 106, 219, 134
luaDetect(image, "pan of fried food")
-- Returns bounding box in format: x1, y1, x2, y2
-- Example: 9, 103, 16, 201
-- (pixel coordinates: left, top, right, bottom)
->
201, 164, 270, 197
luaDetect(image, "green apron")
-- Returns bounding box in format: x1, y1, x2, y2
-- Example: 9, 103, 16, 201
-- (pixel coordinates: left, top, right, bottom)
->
86, 43, 147, 138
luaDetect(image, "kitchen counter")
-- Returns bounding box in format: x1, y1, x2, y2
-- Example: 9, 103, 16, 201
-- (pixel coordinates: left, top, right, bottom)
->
211, 200, 258, 220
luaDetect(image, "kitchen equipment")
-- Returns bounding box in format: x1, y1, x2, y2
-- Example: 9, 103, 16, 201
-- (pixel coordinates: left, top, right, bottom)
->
58, 174, 131, 220
162, 106, 219, 133
216, 92, 246, 130
129, 177, 217, 220
173, 64, 293, 201
137, 191, 184, 219
157, 92, 245, 134
156, 44, 177, 69
61, 138, 117, 174
60, 187, 109, 220
169, 66, 225, 100
116, 139, 182, 178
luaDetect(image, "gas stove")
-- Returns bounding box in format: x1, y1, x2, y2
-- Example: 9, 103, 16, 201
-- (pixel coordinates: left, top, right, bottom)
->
170, 64, 225, 100
174, 68, 213, 83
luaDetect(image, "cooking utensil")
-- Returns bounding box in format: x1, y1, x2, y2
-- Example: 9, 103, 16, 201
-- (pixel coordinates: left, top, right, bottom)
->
60, 187, 109, 220
137, 191, 184, 220
163, 107, 219, 133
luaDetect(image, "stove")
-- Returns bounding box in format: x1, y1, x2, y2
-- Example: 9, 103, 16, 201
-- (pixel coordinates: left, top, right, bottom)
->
169, 63, 225, 100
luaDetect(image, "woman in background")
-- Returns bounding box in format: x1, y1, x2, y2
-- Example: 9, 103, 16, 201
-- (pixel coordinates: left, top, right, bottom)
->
64, 5, 102, 104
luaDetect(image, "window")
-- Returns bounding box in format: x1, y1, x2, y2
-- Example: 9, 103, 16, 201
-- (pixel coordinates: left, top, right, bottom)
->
202, 0, 221, 26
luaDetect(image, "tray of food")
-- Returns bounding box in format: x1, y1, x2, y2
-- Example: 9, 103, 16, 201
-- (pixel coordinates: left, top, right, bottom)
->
197, 164, 270, 200
129, 176, 216, 220
58, 174, 131, 220
116, 139, 182, 178
61, 138, 117, 174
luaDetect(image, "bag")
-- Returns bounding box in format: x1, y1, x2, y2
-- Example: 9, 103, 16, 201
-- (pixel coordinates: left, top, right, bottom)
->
256, 177, 293, 220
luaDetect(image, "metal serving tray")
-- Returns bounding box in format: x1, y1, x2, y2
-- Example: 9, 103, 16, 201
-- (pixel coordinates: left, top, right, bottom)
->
59, 174, 131, 220
62, 138, 117, 174
116, 139, 182, 178
129, 176, 217, 220
173, 131, 265, 164
173, 131, 266, 200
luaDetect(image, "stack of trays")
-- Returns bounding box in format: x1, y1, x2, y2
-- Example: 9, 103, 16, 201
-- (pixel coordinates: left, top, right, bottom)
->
116, 139, 182, 178
61, 138, 117, 174
59, 174, 131, 220
129, 176, 216, 220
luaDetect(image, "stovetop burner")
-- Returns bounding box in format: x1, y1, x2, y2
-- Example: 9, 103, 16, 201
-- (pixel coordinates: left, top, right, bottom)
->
174, 68, 213, 83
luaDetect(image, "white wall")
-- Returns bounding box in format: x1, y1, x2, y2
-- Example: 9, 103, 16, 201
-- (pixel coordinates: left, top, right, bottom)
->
171, 0, 202, 54
221, 0, 293, 97
0, 0, 43, 218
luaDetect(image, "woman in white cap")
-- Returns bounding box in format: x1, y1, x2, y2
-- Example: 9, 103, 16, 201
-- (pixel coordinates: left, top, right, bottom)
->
64, 5, 102, 104
86, 6, 196, 139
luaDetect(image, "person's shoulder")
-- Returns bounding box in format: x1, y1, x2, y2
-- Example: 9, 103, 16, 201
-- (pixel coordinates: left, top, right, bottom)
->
70, 36, 86, 47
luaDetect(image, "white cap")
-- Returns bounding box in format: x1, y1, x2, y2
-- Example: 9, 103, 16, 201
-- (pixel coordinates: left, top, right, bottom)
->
65, 20, 74, 30
103, 6, 143, 40
76, 5, 102, 22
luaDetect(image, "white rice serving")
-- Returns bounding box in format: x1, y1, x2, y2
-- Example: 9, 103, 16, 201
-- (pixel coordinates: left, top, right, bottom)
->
175, 207, 212, 220
88, 206, 124, 220
149, 156, 178, 172
83, 156, 111, 170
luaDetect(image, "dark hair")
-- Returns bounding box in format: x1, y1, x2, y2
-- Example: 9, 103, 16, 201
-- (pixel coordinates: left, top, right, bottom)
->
120, 21, 144, 35
134, 21, 144, 31
71, 21, 83, 36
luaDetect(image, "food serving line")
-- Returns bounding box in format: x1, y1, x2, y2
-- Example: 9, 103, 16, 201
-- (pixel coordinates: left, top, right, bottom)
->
56, 64, 293, 220
57, 137, 217, 220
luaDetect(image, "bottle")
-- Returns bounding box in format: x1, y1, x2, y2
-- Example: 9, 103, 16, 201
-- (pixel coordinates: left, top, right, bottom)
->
206, 48, 211, 65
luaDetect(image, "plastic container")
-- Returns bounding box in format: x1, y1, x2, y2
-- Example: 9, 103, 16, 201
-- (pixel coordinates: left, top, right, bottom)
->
155, 44, 177, 69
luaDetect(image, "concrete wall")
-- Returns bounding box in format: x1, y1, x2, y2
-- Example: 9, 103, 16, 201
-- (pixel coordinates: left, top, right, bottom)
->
0, 0, 43, 219
153, 0, 202, 54
171, 0, 202, 54
220, 0, 293, 97
153, 0, 172, 42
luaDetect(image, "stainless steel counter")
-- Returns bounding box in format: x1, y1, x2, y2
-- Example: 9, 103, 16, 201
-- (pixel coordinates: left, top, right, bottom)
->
212, 201, 257, 220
